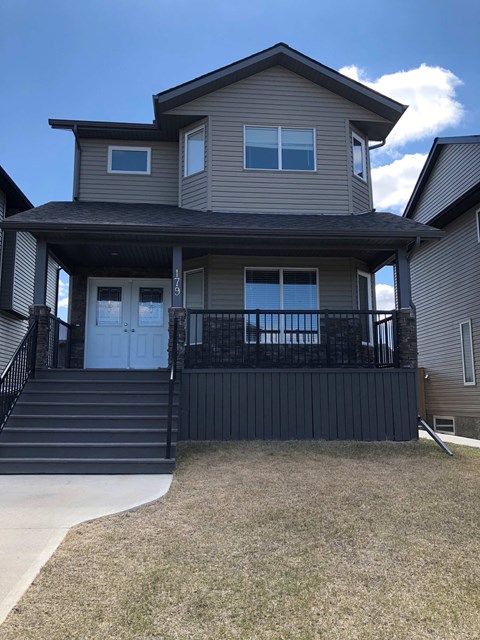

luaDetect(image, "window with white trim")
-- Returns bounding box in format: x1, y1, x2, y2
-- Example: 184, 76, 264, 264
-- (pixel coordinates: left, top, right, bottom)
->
460, 320, 476, 385
434, 416, 455, 434
352, 132, 367, 181
185, 127, 205, 176
244, 126, 315, 171
108, 146, 151, 174
245, 268, 318, 343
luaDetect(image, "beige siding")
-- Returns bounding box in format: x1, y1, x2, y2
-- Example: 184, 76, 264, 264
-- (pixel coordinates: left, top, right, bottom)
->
206, 256, 359, 309
413, 143, 480, 225
78, 139, 179, 204
180, 121, 208, 210
411, 205, 480, 417
167, 66, 384, 213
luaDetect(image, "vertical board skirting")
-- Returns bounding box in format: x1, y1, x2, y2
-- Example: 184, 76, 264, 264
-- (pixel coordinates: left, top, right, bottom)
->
180, 369, 418, 442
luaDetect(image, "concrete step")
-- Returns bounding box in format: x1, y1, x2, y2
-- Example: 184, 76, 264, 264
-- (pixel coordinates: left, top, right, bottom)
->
6, 415, 178, 428
0, 458, 176, 474
0, 443, 176, 459
1, 427, 178, 444
12, 402, 174, 416
33, 369, 169, 381
26, 379, 176, 392
20, 390, 178, 404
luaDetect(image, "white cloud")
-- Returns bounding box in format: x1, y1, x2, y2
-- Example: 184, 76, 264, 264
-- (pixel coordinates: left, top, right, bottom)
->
57, 273, 69, 320
339, 63, 464, 149
376, 283, 395, 310
371, 153, 427, 212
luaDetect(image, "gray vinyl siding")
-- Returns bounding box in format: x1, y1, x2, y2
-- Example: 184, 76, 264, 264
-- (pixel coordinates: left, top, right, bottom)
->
11, 232, 35, 317
167, 66, 383, 213
411, 205, 480, 417
0, 313, 28, 371
206, 256, 360, 309
180, 121, 208, 210
78, 139, 179, 204
412, 143, 480, 225
350, 126, 371, 212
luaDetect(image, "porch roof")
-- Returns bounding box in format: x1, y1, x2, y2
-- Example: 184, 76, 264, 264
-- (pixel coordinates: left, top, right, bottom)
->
1, 201, 442, 271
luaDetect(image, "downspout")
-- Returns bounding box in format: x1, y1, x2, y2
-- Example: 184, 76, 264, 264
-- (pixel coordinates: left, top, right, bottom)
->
72, 125, 82, 201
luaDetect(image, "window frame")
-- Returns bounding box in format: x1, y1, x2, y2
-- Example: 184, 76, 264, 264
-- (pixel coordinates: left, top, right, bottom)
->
184, 125, 206, 177
107, 146, 151, 175
476, 208, 480, 242
460, 319, 476, 386
243, 125, 317, 172
352, 131, 367, 182
433, 416, 455, 435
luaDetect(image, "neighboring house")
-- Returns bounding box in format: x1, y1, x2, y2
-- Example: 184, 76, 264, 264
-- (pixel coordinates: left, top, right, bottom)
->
0, 43, 442, 473
404, 135, 480, 438
0, 166, 58, 371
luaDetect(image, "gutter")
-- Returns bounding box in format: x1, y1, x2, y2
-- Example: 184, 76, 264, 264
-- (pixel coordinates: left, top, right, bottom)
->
368, 140, 386, 151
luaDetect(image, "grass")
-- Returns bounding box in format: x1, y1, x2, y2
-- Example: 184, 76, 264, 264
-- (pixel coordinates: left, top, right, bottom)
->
2, 440, 480, 639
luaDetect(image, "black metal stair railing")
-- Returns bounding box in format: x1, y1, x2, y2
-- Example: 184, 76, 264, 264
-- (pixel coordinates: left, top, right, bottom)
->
48, 315, 72, 369
166, 317, 178, 460
0, 322, 38, 433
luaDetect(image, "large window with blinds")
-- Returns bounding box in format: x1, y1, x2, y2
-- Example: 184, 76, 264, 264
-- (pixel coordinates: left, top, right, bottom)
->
245, 268, 318, 343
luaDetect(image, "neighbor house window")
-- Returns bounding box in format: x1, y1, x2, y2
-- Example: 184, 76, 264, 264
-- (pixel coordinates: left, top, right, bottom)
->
460, 320, 475, 385
352, 132, 367, 181
185, 126, 205, 176
433, 416, 455, 435
244, 127, 315, 171
245, 268, 318, 343
107, 146, 151, 174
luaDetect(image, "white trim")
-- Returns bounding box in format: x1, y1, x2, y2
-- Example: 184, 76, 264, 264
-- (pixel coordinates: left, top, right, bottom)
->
476, 208, 480, 242
460, 319, 476, 386
243, 125, 317, 172
184, 125, 206, 177
107, 146, 151, 175
433, 415, 456, 435
352, 131, 367, 182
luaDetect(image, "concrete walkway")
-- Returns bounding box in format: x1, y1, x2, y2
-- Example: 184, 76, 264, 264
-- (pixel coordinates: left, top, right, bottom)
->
0, 474, 172, 625
419, 430, 480, 449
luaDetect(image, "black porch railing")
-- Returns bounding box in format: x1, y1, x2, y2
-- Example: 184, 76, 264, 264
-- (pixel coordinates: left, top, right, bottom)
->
166, 316, 178, 460
48, 315, 72, 369
0, 322, 38, 432
185, 309, 397, 369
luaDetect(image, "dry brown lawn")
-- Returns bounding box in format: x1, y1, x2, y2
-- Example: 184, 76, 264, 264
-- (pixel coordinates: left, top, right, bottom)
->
1, 440, 480, 640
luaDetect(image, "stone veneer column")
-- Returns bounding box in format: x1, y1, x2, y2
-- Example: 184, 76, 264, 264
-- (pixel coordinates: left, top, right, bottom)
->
396, 307, 417, 369
168, 307, 186, 371
29, 304, 51, 370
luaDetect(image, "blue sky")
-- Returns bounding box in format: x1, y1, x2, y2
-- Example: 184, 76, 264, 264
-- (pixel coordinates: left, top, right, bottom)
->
2, 0, 480, 311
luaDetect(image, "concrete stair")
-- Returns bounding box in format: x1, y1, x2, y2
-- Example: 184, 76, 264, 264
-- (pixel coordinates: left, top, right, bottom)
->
0, 369, 179, 474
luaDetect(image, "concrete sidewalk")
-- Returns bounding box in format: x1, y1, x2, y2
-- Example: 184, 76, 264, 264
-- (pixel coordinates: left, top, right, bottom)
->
0, 474, 172, 625
419, 430, 480, 449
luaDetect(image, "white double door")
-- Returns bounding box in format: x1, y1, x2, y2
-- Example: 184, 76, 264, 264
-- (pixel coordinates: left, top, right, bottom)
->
86, 278, 171, 369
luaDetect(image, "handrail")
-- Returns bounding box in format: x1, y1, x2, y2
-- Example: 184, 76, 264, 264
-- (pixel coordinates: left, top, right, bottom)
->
166, 317, 178, 460
48, 314, 72, 369
0, 322, 38, 432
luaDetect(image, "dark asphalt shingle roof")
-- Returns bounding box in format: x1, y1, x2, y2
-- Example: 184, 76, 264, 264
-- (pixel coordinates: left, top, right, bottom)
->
1, 200, 442, 239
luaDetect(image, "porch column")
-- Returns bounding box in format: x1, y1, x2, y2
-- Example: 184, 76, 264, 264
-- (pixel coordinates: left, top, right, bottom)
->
171, 246, 183, 307
169, 246, 186, 370
395, 248, 417, 369
30, 240, 51, 369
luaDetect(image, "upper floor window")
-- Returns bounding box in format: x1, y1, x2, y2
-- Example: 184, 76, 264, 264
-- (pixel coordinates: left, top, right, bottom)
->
108, 146, 151, 175
185, 126, 205, 176
352, 132, 367, 181
244, 126, 315, 171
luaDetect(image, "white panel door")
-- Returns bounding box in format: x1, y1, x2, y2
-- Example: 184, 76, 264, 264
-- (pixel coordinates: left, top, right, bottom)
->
129, 280, 170, 369
86, 278, 170, 369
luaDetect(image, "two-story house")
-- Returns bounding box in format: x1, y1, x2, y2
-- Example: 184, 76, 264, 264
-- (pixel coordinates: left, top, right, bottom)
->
404, 135, 480, 438
0, 44, 442, 473
0, 166, 58, 370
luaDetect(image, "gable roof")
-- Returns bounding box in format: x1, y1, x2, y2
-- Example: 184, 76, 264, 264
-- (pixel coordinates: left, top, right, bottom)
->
153, 43, 407, 138
0, 165, 33, 212
403, 135, 480, 225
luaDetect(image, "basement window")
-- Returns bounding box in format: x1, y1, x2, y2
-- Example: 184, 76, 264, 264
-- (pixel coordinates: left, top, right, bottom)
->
433, 416, 455, 435
108, 146, 151, 174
